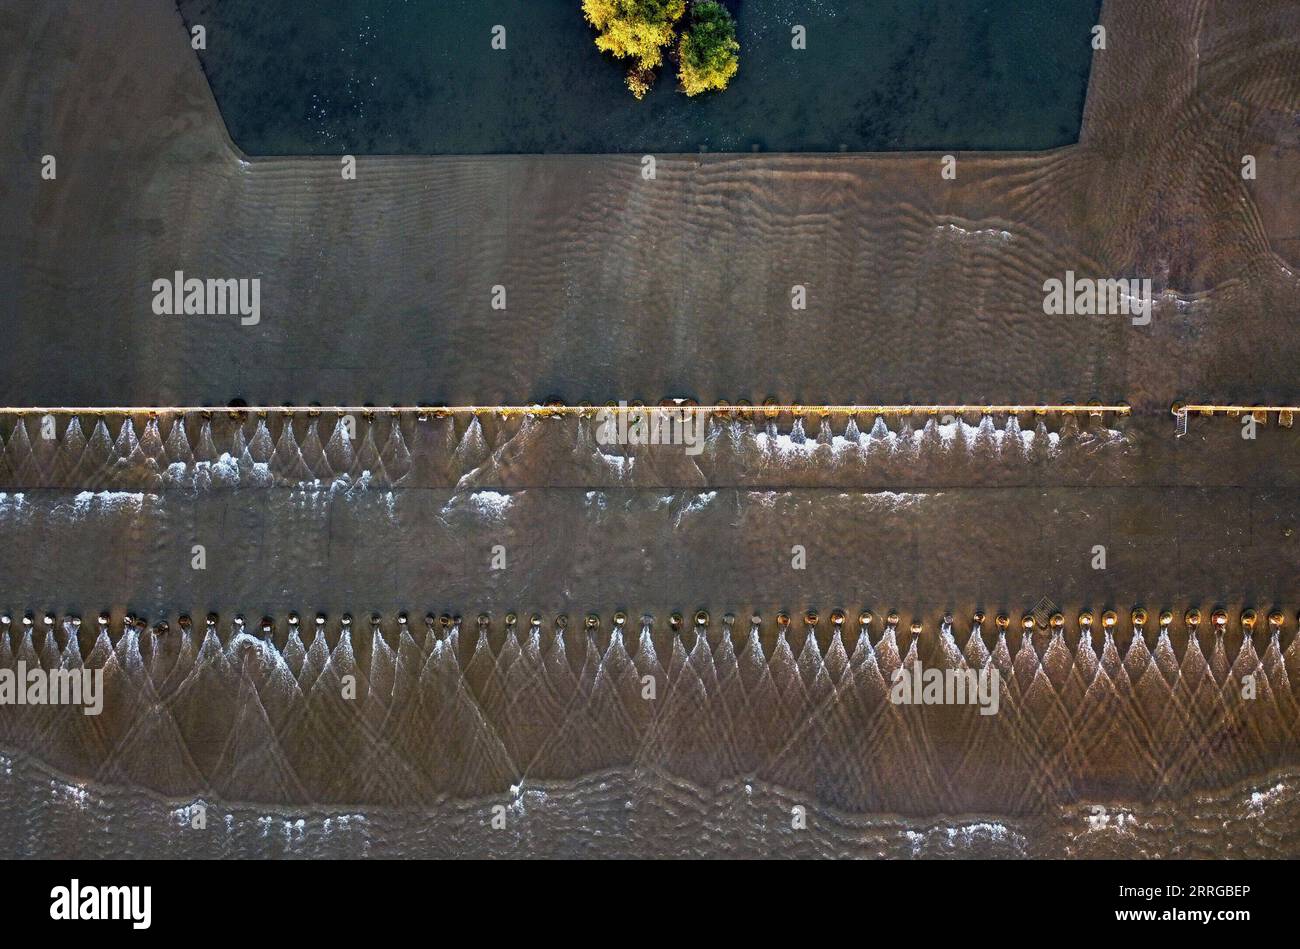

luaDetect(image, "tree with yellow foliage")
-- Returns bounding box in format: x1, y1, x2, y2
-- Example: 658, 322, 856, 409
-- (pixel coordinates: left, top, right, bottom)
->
582, 0, 687, 99
678, 1, 739, 96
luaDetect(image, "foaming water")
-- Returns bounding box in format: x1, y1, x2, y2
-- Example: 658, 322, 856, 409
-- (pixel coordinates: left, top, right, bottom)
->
1, 614, 1296, 831
5, 406, 1293, 495
2, 753, 1295, 859
0, 411, 1145, 492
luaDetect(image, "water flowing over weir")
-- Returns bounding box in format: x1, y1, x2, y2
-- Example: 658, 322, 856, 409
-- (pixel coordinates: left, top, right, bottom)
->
1, 405, 1299, 857
3, 0, 1300, 860
3, 404, 1299, 492
0, 407, 1140, 492
1, 609, 1299, 857
0, 408, 1296, 614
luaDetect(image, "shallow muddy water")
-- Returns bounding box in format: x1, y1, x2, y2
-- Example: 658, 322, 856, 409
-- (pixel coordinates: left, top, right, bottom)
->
4, 754, 1297, 858
1, 0, 1298, 858
1, 607, 1297, 857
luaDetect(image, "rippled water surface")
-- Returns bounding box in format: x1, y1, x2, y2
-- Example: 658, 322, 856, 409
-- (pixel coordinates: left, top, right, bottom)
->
4, 755, 1297, 858
2, 0, 1299, 859
2, 609, 1298, 857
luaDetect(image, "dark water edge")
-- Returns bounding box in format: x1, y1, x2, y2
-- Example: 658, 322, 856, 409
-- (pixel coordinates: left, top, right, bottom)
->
4, 753, 1296, 858
177, 0, 1102, 155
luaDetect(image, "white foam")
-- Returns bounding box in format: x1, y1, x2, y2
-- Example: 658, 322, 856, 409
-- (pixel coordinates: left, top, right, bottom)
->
470, 490, 513, 518
937, 222, 1014, 242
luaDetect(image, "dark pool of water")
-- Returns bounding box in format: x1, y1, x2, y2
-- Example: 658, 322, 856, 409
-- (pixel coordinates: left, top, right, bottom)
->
178, 0, 1102, 155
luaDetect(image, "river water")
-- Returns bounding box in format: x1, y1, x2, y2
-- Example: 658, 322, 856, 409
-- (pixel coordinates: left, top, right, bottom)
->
179, 0, 1102, 154
1, 0, 1297, 857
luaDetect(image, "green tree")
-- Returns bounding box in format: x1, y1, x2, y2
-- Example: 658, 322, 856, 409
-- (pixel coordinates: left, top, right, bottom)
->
583, 0, 688, 98
677, 1, 739, 96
